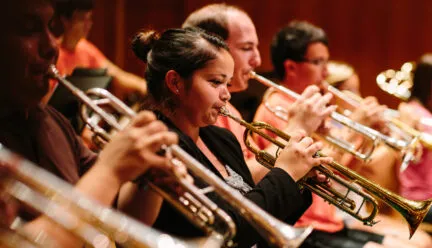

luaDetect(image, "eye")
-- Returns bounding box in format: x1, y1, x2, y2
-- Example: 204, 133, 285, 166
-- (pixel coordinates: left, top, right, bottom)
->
240, 46, 253, 51
18, 20, 43, 36
210, 79, 223, 86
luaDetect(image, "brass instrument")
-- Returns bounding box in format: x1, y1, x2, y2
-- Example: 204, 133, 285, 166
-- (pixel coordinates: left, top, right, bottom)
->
48, 65, 312, 248
326, 84, 431, 171
251, 71, 412, 161
375, 62, 432, 142
376, 62, 415, 101
0, 145, 215, 248
219, 107, 432, 238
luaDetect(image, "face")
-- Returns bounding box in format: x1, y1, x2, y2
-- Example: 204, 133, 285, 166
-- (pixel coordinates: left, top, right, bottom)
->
179, 49, 234, 127
0, 0, 58, 108
225, 11, 261, 93
62, 10, 93, 41
288, 42, 329, 92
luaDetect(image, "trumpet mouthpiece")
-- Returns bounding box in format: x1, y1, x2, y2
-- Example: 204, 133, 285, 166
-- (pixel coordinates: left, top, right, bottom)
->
47, 64, 59, 79
248, 71, 256, 79
219, 106, 229, 116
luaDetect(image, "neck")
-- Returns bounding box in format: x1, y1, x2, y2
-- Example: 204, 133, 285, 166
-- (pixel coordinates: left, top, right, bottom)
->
60, 34, 81, 51
163, 109, 200, 142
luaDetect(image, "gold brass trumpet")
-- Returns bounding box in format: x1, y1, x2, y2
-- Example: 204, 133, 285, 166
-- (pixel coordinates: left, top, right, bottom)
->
219, 107, 432, 238
48, 65, 312, 248
0, 145, 217, 248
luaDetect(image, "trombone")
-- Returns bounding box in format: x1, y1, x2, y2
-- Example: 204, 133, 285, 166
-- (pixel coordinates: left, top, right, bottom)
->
0, 145, 216, 248
251, 71, 411, 161
219, 107, 432, 239
48, 65, 312, 248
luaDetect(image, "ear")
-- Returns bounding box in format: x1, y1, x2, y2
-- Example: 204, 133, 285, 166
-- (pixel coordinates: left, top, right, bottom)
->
283, 59, 297, 76
165, 70, 183, 95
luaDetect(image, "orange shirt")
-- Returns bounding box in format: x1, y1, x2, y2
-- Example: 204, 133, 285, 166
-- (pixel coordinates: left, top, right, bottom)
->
48, 39, 107, 94
215, 102, 254, 159
253, 91, 344, 233
57, 38, 107, 76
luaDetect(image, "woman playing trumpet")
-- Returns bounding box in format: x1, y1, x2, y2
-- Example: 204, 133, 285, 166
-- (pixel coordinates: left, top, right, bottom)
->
118, 27, 333, 247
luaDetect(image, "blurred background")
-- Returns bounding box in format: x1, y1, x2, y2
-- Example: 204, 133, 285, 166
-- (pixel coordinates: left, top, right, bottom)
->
89, 0, 432, 118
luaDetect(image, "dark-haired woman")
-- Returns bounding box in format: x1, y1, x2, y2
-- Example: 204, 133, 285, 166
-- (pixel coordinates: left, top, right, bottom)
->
118, 27, 334, 248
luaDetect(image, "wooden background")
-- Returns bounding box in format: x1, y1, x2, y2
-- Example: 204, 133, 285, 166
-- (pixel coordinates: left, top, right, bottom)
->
89, 0, 432, 111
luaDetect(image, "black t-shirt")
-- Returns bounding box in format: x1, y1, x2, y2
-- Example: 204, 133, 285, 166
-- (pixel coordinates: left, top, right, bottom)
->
152, 112, 312, 248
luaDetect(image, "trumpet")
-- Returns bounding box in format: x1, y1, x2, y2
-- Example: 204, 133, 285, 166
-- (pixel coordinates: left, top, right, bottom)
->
219, 107, 432, 238
0, 145, 215, 248
375, 62, 432, 147
326, 84, 431, 171
251, 71, 412, 161
48, 65, 312, 248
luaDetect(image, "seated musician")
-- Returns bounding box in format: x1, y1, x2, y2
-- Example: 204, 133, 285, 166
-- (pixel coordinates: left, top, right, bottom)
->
398, 54, 432, 222
118, 27, 334, 247
0, 0, 183, 247
253, 21, 431, 248
44, 0, 147, 103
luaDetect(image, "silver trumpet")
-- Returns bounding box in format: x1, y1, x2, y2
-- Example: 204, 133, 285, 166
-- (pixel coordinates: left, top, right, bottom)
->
0, 145, 217, 248
250, 71, 411, 161
48, 65, 312, 248
326, 85, 426, 171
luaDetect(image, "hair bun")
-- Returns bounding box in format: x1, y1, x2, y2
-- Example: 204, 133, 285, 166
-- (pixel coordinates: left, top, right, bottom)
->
131, 30, 160, 62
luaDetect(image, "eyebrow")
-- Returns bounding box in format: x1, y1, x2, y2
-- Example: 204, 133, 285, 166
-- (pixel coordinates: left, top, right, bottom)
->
208, 73, 229, 79
236, 41, 259, 46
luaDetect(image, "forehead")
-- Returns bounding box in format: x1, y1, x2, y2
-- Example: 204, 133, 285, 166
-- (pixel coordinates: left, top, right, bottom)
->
226, 11, 258, 44
305, 42, 330, 59
198, 49, 234, 76
305, 42, 329, 58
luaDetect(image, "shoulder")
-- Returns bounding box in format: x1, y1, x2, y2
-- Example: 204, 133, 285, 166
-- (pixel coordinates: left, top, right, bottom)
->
78, 39, 107, 60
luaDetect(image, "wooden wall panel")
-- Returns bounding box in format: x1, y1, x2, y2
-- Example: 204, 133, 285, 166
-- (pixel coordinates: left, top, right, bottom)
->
88, 0, 432, 108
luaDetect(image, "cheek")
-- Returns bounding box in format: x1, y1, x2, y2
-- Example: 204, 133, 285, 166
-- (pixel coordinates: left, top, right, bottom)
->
1, 39, 32, 77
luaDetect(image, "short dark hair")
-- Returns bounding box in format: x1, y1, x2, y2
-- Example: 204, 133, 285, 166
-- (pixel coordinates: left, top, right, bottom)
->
271, 21, 328, 79
131, 27, 229, 112
411, 54, 432, 107
182, 3, 248, 40
54, 0, 94, 19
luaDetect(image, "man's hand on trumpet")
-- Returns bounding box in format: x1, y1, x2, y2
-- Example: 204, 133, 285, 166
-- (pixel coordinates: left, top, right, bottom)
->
283, 85, 336, 136
349, 96, 389, 134
94, 111, 180, 185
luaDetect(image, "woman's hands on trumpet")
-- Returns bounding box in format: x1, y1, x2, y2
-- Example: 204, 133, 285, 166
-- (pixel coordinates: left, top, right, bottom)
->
274, 130, 333, 182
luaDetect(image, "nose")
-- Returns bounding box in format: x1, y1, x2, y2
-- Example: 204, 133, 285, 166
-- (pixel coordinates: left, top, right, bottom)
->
221, 85, 231, 102
250, 47, 262, 68
322, 64, 329, 79
39, 27, 59, 63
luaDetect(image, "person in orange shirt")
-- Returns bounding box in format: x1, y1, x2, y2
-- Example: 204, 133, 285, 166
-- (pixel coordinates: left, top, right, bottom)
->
255, 20, 430, 248
45, 0, 147, 102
